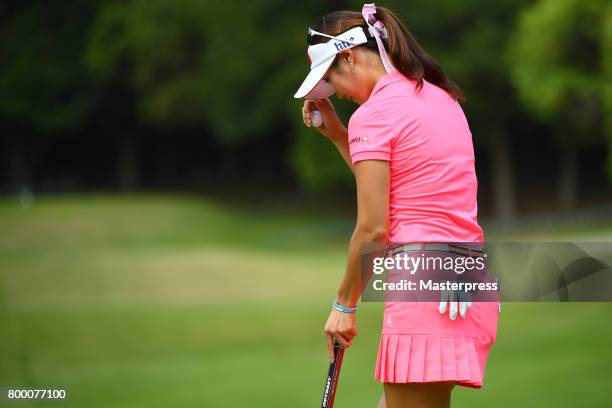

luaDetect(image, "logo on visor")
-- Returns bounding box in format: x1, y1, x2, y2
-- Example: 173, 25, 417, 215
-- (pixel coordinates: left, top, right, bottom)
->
334, 37, 354, 52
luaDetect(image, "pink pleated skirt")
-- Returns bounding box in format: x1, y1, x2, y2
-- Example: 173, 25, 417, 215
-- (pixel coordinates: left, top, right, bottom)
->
375, 300, 500, 388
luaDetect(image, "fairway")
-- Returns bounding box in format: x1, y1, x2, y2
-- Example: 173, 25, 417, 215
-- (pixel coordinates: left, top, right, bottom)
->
1, 194, 611, 407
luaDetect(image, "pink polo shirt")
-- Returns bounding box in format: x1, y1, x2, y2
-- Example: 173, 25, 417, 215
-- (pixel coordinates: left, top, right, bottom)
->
347, 69, 483, 243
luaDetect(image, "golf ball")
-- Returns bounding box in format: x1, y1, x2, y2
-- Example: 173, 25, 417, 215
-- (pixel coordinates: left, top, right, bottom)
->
311, 110, 323, 127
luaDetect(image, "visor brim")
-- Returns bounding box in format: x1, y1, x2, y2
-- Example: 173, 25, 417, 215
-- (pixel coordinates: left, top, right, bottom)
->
293, 57, 335, 99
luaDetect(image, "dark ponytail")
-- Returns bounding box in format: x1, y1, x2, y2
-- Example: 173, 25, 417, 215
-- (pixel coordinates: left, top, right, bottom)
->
310, 6, 465, 102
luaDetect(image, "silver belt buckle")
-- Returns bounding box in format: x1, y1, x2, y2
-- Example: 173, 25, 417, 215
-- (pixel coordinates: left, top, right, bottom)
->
390, 243, 421, 256
425, 243, 450, 253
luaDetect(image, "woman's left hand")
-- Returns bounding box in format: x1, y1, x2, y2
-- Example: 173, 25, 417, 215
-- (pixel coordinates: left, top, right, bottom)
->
439, 288, 472, 320
324, 308, 358, 362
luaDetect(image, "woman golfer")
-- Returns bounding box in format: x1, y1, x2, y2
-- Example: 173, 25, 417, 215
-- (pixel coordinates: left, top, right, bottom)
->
295, 3, 500, 407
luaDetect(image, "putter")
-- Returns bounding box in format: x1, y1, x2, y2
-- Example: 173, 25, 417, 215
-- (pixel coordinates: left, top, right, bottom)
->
321, 339, 345, 408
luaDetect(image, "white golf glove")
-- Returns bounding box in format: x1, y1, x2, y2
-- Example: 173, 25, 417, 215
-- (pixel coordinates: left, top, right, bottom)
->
439, 286, 472, 320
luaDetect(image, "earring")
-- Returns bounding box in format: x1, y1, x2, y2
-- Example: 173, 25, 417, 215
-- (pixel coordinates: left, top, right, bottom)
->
345, 56, 356, 73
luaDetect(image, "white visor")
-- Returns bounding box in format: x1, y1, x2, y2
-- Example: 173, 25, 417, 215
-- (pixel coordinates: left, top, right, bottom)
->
294, 26, 369, 99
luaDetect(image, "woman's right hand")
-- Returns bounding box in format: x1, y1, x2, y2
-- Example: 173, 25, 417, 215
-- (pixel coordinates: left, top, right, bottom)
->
302, 98, 347, 143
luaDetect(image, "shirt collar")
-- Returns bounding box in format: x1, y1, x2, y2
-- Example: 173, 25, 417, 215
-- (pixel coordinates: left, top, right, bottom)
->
369, 69, 408, 98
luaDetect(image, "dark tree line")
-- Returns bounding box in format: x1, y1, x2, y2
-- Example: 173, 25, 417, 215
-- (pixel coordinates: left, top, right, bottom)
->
0, 0, 610, 221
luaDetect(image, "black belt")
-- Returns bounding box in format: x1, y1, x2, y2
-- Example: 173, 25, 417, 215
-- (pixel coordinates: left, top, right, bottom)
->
388, 243, 486, 258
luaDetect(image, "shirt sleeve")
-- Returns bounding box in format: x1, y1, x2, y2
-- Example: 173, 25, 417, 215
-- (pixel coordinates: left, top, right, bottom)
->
347, 105, 394, 165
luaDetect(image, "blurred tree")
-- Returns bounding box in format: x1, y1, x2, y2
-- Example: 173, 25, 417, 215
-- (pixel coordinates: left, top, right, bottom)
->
0, 1, 98, 187
603, 5, 612, 183
509, 0, 611, 210
86, 0, 345, 189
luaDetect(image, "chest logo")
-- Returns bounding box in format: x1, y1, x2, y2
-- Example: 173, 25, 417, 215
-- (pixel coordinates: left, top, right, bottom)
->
349, 135, 369, 144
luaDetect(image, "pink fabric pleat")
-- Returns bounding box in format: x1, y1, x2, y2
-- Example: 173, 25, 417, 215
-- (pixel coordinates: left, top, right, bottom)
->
375, 334, 488, 388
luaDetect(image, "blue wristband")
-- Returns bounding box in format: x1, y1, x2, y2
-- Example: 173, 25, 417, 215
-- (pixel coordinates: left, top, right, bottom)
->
332, 299, 358, 314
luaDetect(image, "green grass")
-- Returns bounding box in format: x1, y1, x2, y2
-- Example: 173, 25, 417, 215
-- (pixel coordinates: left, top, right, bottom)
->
0, 193, 611, 407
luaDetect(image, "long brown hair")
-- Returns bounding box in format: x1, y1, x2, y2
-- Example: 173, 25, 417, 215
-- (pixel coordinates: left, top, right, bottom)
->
310, 6, 465, 102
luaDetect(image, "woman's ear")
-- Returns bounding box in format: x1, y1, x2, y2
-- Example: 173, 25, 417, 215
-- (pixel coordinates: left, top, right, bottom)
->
343, 50, 354, 64
338, 50, 355, 72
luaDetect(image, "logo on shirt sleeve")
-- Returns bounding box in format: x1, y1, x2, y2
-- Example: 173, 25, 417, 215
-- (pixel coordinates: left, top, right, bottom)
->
349, 135, 369, 145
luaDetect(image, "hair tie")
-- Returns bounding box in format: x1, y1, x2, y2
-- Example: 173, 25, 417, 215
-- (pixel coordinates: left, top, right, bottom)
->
366, 14, 387, 37
361, 3, 394, 73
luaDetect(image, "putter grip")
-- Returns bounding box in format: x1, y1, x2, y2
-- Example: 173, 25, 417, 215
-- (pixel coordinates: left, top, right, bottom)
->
321, 340, 345, 408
